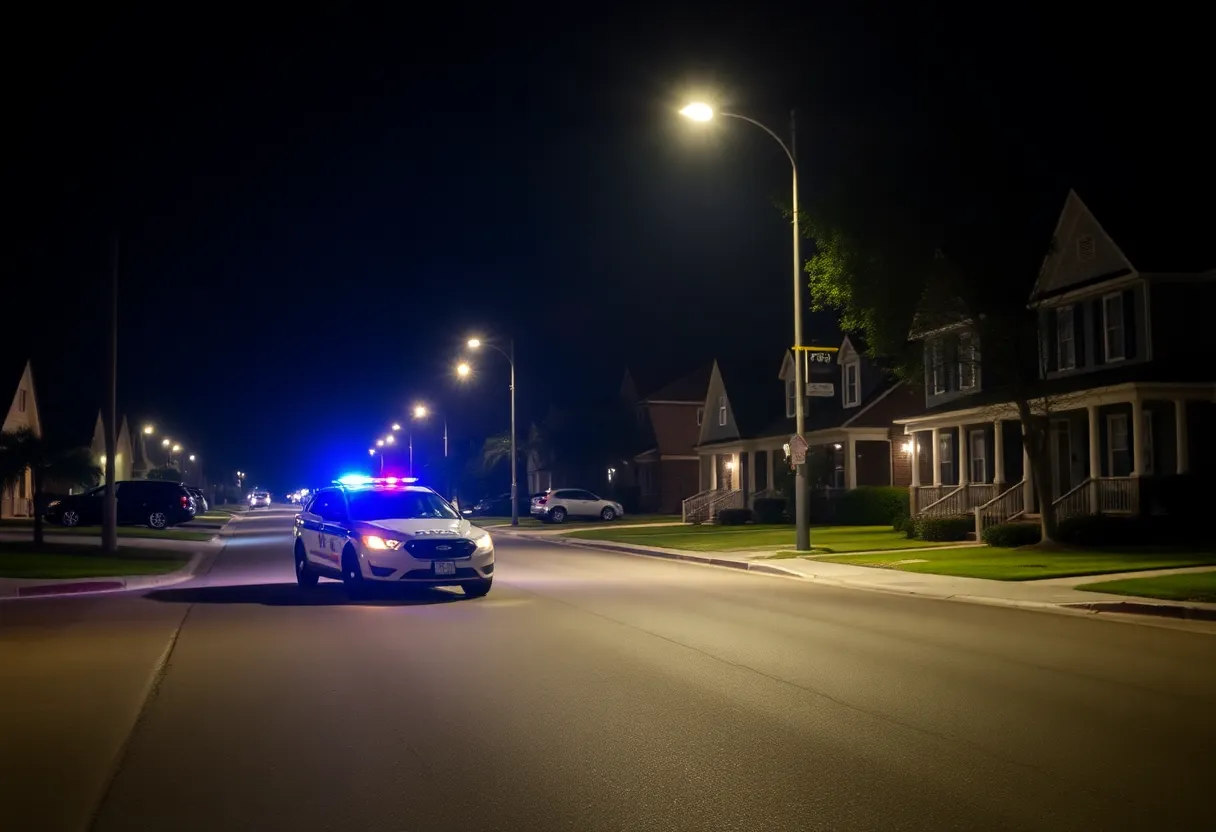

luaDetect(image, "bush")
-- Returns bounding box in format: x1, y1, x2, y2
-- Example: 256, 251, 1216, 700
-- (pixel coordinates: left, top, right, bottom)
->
753, 497, 787, 524
982, 521, 1041, 548
833, 486, 911, 526
894, 514, 917, 538
1055, 515, 1151, 547
913, 515, 972, 542
716, 508, 754, 526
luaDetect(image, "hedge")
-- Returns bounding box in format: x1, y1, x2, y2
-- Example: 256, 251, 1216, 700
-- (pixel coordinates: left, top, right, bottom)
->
913, 515, 972, 542
715, 508, 753, 526
752, 497, 787, 524
982, 521, 1041, 548
833, 486, 911, 526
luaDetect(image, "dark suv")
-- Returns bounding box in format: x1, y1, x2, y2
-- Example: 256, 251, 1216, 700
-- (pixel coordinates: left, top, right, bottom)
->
45, 480, 196, 529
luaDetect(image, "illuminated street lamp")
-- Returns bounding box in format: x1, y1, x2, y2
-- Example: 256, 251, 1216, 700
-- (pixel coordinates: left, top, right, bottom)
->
463, 336, 517, 526
385, 434, 396, 445
376, 439, 385, 448
680, 100, 811, 551
391, 423, 402, 431
455, 362, 471, 378
143, 424, 154, 435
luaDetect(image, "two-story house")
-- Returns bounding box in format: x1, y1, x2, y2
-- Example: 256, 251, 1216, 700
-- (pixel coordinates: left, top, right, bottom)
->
896, 190, 1216, 531
685, 338, 924, 522
1, 359, 42, 518
631, 364, 712, 514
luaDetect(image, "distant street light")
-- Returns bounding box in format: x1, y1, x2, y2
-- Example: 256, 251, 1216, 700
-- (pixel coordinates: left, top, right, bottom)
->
391, 423, 402, 431
412, 402, 450, 494
680, 100, 811, 551
189, 454, 196, 462
463, 336, 518, 526
376, 439, 385, 448
455, 362, 471, 378
162, 438, 170, 447
143, 425, 154, 435
385, 435, 396, 445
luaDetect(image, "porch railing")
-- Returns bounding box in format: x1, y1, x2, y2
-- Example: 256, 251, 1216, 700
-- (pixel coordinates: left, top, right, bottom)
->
917, 485, 967, 518
1052, 479, 1092, 522
1097, 477, 1138, 513
682, 489, 714, 524
707, 489, 744, 522
912, 485, 946, 514
967, 483, 997, 505
973, 481, 1026, 540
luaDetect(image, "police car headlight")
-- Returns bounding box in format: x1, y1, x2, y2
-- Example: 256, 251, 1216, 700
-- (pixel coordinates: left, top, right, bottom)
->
362, 535, 403, 550
474, 533, 493, 554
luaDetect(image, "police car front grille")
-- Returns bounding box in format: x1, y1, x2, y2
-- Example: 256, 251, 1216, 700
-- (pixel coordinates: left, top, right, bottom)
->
404, 538, 476, 559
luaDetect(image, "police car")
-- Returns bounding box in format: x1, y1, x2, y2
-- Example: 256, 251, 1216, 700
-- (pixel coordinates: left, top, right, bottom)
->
293, 476, 494, 597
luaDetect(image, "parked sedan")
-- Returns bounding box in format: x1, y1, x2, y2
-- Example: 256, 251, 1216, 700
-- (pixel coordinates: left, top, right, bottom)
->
46, 480, 196, 529
530, 489, 624, 524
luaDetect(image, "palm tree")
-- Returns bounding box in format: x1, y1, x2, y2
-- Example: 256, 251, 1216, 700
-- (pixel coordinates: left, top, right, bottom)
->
0, 427, 101, 548
479, 424, 550, 476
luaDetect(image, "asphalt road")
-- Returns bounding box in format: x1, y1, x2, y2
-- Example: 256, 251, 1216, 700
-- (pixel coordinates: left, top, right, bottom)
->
3, 508, 1215, 831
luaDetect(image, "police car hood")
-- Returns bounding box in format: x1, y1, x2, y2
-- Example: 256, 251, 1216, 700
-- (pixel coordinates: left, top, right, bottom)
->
362, 518, 475, 538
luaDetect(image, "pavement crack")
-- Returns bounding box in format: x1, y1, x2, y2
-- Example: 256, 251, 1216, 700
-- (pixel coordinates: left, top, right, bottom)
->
86, 603, 195, 831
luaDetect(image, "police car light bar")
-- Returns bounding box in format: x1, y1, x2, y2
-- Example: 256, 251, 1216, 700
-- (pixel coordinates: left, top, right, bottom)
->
335, 475, 420, 487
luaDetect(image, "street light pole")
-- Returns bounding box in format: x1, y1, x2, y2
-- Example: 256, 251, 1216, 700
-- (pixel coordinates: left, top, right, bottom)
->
679, 104, 810, 551
509, 338, 517, 527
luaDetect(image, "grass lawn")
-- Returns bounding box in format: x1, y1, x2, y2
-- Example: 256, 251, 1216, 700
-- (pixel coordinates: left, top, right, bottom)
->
565, 524, 936, 553
0, 541, 190, 580
819, 546, 1216, 581
198, 510, 234, 519
1077, 571, 1216, 604
472, 514, 682, 530
213, 504, 249, 513
44, 526, 213, 542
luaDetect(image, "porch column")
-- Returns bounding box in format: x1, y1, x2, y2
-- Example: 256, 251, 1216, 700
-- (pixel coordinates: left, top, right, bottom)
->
709, 456, 717, 490
746, 451, 757, 495
931, 428, 941, 486
1130, 399, 1145, 477
909, 432, 921, 488
1087, 405, 1101, 512
767, 450, 776, 490
993, 421, 1005, 485
845, 437, 858, 489
1022, 424, 1034, 509
1175, 400, 1190, 474
957, 425, 970, 486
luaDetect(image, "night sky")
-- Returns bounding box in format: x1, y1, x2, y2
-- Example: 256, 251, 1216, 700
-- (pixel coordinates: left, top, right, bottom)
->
7, 6, 1208, 491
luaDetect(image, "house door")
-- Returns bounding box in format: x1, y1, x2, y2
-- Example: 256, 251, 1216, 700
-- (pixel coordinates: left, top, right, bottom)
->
1051, 420, 1072, 499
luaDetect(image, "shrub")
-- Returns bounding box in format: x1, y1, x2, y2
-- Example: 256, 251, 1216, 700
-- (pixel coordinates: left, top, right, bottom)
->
894, 514, 917, 538
833, 486, 911, 526
715, 508, 754, 526
753, 497, 787, 524
982, 521, 1041, 548
913, 515, 972, 542
1055, 515, 1151, 547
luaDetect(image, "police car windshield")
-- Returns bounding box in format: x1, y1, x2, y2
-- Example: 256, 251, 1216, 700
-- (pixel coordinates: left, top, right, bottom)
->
346, 489, 459, 522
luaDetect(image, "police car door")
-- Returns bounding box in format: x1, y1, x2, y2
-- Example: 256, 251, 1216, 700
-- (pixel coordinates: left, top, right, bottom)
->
302, 490, 340, 570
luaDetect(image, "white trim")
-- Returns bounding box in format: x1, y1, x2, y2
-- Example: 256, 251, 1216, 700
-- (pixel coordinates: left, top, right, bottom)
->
938, 431, 954, 486
659, 454, 700, 461
842, 360, 860, 408
1056, 305, 1076, 370
1102, 291, 1126, 361
717, 395, 727, 427
958, 332, 979, 391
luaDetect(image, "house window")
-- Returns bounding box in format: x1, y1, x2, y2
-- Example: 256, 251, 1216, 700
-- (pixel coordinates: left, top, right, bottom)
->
930, 340, 946, 394
939, 433, 954, 485
843, 361, 860, 407
958, 332, 979, 391
785, 379, 796, 418
1103, 293, 1126, 360
969, 430, 987, 483
1142, 410, 1154, 475
1107, 413, 1130, 477
696, 406, 704, 427
1057, 306, 1075, 370
1077, 235, 1095, 261
18, 389, 26, 412
717, 395, 727, 426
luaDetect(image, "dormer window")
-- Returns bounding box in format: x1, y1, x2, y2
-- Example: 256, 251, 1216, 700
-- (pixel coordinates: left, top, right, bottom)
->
785, 378, 796, 417
717, 395, 727, 426
842, 360, 860, 407
929, 340, 946, 394
958, 332, 979, 390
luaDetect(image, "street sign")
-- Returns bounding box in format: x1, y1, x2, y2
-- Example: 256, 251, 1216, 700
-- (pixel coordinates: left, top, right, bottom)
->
807, 382, 834, 397
804, 349, 836, 379
789, 434, 808, 466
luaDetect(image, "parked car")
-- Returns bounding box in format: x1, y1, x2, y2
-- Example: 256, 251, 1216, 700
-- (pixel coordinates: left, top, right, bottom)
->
45, 480, 196, 529
530, 489, 624, 524
186, 486, 209, 514
465, 492, 530, 517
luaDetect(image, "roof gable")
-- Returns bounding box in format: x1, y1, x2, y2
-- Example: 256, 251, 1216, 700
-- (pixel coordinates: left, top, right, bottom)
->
2, 360, 41, 438
644, 363, 712, 403
1031, 190, 1135, 301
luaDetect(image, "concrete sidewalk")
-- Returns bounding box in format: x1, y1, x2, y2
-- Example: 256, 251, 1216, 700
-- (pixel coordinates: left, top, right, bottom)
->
504, 529, 1216, 625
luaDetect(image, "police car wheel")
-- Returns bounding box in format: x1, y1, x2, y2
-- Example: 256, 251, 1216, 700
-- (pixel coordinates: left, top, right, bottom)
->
295, 542, 318, 588
341, 546, 366, 596
463, 578, 492, 598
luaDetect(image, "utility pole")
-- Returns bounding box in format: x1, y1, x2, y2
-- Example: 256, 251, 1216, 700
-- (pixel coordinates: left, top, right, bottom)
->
102, 232, 119, 553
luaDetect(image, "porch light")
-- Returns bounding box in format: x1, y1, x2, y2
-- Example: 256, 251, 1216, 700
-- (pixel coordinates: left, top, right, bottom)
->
902, 441, 914, 454
833, 443, 842, 450
725, 460, 735, 471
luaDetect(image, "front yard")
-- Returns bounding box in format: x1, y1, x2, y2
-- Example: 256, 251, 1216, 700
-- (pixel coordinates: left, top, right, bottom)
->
1077, 570, 1216, 604
0, 519, 212, 541
0, 541, 190, 580
565, 524, 942, 553
818, 547, 1216, 581
473, 514, 682, 530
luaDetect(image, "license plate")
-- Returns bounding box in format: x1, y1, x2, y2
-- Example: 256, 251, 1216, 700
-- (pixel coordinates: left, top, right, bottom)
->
433, 561, 456, 576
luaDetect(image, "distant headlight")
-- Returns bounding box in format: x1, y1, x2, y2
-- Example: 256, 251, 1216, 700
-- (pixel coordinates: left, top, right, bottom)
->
362, 535, 403, 550
474, 533, 493, 554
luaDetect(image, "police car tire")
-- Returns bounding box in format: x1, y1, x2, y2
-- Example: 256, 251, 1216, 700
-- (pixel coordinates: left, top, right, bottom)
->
463, 578, 492, 598
341, 547, 366, 596
295, 542, 318, 588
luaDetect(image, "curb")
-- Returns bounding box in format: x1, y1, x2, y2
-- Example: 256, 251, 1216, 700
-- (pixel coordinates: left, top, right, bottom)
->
516, 533, 1216, 627
1062, 600, 1216, 622
2, 551, 205, 600
517, 533, 805, 579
